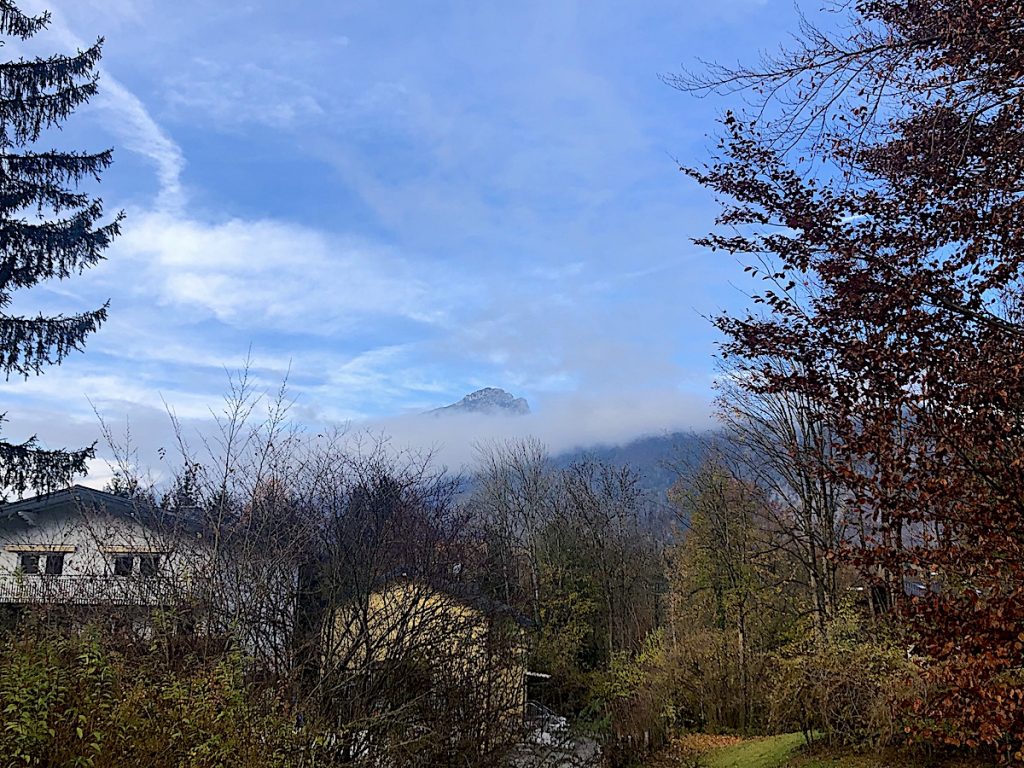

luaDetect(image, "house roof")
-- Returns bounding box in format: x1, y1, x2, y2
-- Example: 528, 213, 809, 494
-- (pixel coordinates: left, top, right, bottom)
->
0, 485, 135, 524
369, 570, 534, 629
0, 485, 204, 536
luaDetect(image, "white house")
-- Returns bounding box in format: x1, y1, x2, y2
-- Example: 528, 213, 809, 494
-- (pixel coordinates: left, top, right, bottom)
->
0, 485, 209, 608
0, 485, 308, 671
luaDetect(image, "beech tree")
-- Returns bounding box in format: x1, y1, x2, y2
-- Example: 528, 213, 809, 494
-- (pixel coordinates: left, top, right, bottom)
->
676, 0, 1024, 757
0, 1, 122, 497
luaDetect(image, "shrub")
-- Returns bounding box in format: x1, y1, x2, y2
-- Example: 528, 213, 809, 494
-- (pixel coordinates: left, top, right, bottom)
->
590, 630, 677, 765
0, 625, 300, 768
769, 608, 915, 747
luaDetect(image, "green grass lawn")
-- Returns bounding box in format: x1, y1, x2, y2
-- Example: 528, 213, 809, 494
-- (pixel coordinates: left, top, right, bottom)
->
693, 733, 984, 768
703, 733, 806, 768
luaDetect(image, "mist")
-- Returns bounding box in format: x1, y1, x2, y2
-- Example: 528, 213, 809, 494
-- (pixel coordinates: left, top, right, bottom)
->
359, 388, 712, 472
4, 386, 711, 492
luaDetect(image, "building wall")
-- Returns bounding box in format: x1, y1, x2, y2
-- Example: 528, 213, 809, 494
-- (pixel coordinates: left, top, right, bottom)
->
0, 505, 210, 606
0, 494, 301, 673
326, 579, 528, 721
0, 509, 198, 578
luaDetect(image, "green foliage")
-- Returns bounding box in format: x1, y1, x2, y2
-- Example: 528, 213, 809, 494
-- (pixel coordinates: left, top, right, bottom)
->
601, 630, 669, 701
0, 627, 301, 768
588, 629, 677, 765
769, 608, 914, 748
519, 467, 665, 718
667, 461, 803, 735
532, 578, 599, 710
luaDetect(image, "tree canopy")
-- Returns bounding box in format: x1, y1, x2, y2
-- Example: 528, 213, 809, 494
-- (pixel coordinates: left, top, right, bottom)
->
678, 0, 1024, 755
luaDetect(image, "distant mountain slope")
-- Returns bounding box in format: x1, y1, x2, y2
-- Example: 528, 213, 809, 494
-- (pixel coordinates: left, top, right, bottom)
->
430, 387, 530, 416
552, 431, 710, 502
431, 388, 711, 512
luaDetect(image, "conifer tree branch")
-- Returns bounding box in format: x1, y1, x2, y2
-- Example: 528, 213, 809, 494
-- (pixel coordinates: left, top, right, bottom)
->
0, 40, 102, 100
0, 205, 123, 292
0, 306, 108, 376
0, 0, 47, 40
0, 78, 99, 145
0, 428, 94, 500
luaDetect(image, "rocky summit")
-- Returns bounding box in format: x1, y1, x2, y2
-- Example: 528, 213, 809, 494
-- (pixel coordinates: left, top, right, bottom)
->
430, 387, 530, 416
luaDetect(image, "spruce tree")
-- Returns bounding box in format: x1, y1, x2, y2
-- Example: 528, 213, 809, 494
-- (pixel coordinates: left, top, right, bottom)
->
0, 0, 122, 498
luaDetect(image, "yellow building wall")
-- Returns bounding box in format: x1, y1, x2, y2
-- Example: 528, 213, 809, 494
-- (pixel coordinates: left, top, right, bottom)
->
324, 579, 527, 722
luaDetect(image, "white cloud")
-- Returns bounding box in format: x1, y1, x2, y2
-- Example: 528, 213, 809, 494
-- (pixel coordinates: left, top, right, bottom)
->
165, 58, 326, 130
94, 77, 185, 210
352, 388, 711, 472
6, 366, 220, 422
112, 211, 450, 333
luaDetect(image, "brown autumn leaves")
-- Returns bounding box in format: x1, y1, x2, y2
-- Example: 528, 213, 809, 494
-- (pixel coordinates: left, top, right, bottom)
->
677, 0, 1024, 757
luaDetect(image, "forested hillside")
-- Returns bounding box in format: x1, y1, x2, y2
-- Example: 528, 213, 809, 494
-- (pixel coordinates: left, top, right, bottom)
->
554, 431, 708, 501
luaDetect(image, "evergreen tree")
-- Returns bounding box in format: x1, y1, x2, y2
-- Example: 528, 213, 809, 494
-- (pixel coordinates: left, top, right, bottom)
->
0, 0, 122, 498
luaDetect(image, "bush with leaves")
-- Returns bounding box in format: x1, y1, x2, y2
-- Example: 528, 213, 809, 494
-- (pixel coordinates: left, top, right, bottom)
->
0, 623, 301, 768
769, 608, 914, 748
591, 629, 676, 764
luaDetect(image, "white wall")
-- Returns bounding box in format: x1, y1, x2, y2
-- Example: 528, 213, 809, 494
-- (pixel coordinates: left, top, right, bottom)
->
0, 504, 217, 610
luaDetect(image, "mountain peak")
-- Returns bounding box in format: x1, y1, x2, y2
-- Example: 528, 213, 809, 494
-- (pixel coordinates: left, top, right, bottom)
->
431, 387, 530, 416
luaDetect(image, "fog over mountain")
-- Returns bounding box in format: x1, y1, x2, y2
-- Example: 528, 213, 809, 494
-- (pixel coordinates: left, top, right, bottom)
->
5, 384, 711, 495
413, 387, 710, 509
359, 386, 711, 499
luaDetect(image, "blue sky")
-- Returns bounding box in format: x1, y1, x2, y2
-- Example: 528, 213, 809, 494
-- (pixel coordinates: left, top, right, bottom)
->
3, 0, 805, 476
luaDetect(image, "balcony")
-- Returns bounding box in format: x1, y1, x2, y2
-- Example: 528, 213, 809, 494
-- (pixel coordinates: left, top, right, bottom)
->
0, 574, 203, 607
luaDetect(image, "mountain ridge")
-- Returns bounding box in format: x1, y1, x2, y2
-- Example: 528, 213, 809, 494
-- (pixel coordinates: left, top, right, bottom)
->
429, 387, 531, 416
433, 388, 709, 503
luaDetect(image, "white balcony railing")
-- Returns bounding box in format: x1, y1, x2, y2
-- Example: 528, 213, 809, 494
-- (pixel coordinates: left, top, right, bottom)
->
0, 574, 202, 607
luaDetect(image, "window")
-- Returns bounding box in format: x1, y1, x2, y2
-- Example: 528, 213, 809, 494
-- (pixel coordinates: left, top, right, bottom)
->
139, 554, 160, 577
16, 552, 68, 575
113, 555, 134, 577
110, 552, 164, 577
43, 553, 64, 576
